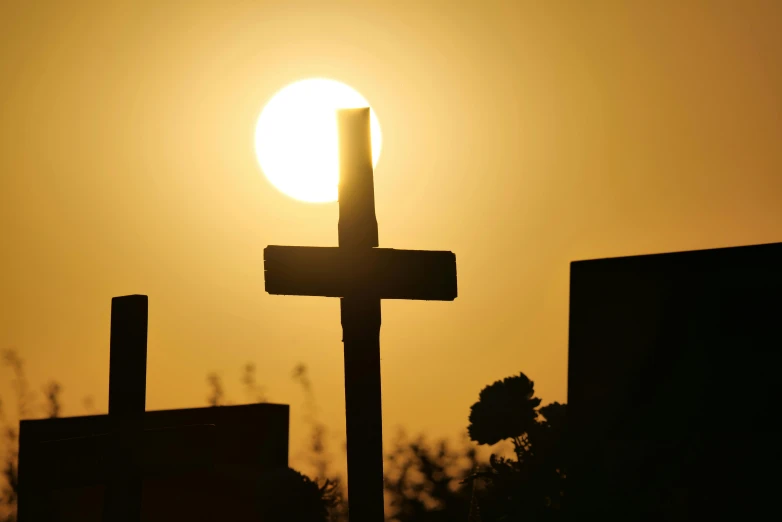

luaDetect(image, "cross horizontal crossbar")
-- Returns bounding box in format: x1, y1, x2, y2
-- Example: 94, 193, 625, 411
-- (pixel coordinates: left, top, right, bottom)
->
264, 246, 458, 301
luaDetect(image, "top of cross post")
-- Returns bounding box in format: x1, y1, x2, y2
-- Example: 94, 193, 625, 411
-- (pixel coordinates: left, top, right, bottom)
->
337, 107, 379, 249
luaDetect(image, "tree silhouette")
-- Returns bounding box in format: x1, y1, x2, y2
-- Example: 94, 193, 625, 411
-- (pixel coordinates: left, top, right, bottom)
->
468, 372, 542, 449
466, 373, 566, 522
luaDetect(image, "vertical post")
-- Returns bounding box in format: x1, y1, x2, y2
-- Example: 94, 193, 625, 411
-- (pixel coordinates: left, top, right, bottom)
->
337, 108, 385, 521
338, 108, 379, 250
104, 294, 148, 522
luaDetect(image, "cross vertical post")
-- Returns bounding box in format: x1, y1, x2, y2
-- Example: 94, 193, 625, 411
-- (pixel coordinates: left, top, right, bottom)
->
104, 294, 148, 522
263, 107, 458, 521
337, 108, 385, 521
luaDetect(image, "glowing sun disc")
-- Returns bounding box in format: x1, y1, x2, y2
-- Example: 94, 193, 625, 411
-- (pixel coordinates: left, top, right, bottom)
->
254, 78, 382, 203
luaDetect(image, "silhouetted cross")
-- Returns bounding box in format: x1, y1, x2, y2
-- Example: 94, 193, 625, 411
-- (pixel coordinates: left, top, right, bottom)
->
264, 108, 458, 521
25, 295, 215, 522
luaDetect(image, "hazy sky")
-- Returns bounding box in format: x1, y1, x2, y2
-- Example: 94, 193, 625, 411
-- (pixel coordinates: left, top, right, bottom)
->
2, 0, 781, 475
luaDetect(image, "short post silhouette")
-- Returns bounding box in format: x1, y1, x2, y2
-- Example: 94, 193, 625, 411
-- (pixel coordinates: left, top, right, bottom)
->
18, 295, 218, 521
103, 294, 148, 522
264, 108, 458, 521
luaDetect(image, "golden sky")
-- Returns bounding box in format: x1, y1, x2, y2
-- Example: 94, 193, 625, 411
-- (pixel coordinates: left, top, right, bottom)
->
1, 0, 781, 474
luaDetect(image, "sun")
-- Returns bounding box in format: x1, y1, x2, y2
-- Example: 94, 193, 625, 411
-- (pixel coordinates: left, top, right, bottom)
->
254, 78, 382, 203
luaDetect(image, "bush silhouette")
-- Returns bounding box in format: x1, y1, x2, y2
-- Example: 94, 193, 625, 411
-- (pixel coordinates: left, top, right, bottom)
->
1, 354, 567, 522
467, 372, 566, 522
383, 431, 478, 522
468, 372, 542, 447
253, 467, 330, 522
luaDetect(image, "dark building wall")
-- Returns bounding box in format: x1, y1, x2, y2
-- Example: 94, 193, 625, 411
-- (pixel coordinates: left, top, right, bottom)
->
18, 403, 289, 522
567, 242, 782, 521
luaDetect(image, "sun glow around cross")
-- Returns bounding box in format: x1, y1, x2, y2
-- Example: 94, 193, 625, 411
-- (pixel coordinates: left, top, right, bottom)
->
254, 78, 382, 203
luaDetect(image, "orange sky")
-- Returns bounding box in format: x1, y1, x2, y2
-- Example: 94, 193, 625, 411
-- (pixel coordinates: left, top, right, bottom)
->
1, 0, 781, 476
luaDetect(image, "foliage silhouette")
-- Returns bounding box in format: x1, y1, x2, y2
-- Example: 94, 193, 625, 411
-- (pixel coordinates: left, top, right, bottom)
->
289, 363, 348, 522
243, 363, 268, 403
1, 351, 567, 522
466, 373, 566, 522
1, 349, 63, 522
43, 382, 62, 419
205, 362, 348, 521
468, 372, 542, 447
383, 431, 479, 522
254, 467, 330, 522
206, 372, 225, 407
0, 423, 17, 522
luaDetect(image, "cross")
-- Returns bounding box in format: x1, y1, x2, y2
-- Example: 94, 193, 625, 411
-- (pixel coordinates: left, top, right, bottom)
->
264, 108, 458, 521
19, 295, 217, 522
